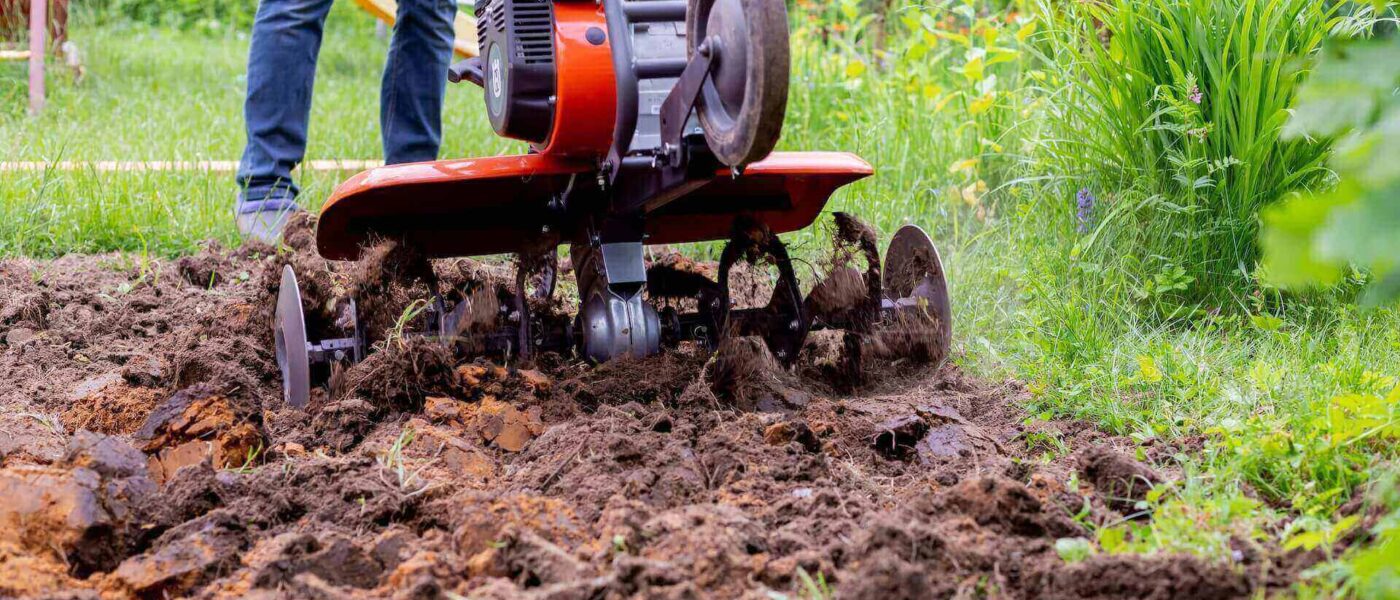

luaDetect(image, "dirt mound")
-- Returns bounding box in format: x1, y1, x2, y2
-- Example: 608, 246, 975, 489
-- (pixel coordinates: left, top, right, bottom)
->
1041, 554, 1250, 599
60, 378, 161, 435
0, 246, 1319, 599
706, 336, 808, 411
1079, 446, 1164, 515
341, 336, 460, 413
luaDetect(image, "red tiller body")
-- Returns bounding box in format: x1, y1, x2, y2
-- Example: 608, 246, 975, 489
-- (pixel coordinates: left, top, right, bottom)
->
316, 0, 872, 261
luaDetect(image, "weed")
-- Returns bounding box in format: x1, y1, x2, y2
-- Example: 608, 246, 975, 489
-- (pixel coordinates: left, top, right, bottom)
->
795, 566, 833, 600
227, 442, 264, 475
376, 426, 438, 497
387, 299, 430, 350
1054, 537, 1094, 563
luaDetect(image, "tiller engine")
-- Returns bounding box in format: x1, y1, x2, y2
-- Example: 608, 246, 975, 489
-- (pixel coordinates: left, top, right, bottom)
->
274, 0, 953, 407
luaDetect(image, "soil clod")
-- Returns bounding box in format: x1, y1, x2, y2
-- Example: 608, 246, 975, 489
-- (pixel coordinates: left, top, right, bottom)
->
1079, 447, 1164, 515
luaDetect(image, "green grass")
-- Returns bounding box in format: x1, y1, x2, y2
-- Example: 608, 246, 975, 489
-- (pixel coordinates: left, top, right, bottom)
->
0, 4, 513, 256
2, 1, 1398, 596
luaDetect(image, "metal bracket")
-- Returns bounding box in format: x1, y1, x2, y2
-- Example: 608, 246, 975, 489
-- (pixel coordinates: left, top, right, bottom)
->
659, 36, 718, 160
601, 241, 648, 288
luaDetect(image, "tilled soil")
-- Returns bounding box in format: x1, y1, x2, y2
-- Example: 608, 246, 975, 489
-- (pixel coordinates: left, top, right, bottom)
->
0, 229, 1303, 599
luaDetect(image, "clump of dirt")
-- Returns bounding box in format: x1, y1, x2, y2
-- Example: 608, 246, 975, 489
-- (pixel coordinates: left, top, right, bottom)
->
340, 336, 459, 413
706, 336, 808, 411
61, 380, 161, 435
1079, 446, 1164, 515
250, 211, 345, 351
0, 246, 1323, 599
445, 283, 503, 346
807, 265, 868, 317
817, 212, 881, 321
1041, 554, 1251, 599
870, 309, 948, 367
0, 287, 49, 330
351, 239, 440, 347
134, 384, 266, 482
1, 431, 156, 578
427, 395, 545, 453
647, 250, 720, 306
554, 350, 709, 412
175, 242, 235, 288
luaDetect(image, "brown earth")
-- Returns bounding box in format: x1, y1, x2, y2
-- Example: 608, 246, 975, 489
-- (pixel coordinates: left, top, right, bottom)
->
0, 224, 1313, 599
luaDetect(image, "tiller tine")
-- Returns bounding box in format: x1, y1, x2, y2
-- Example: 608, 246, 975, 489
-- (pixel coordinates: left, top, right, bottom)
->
274, 265, 366, 409
877, 224, 953, 367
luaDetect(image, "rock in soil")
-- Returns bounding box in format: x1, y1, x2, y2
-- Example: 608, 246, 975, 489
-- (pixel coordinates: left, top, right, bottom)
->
0, 248, 1316, 599
135, 384, 266, 482
0, 431, 156, 575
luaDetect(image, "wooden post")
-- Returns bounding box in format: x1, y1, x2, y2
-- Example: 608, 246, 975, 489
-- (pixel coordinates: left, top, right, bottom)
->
29, 0, 46, 114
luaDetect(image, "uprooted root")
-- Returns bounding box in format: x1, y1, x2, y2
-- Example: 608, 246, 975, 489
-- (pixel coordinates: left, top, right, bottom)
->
341, 337, 459, 413
352, 239, 440, 347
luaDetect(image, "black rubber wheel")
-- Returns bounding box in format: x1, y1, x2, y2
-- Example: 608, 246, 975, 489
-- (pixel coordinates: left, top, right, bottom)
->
687, 0, 790, 167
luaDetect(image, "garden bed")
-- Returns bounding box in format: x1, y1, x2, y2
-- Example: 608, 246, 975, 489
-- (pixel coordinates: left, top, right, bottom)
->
0, 222, 1316, 599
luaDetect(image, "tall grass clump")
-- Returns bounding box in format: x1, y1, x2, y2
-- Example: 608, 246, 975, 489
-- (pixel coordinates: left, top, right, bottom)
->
1033, 0, 1342, 311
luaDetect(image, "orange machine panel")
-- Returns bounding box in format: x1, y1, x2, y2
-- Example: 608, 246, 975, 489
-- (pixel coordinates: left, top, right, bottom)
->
537, 0, 616, 159
645, 152, 875, 245
317, 152, 874, 261
317, 153, 593, 260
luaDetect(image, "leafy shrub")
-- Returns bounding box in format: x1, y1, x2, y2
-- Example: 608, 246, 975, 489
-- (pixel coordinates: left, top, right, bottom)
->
1033, 0, 1341, 308
1263, 36, 1400, 306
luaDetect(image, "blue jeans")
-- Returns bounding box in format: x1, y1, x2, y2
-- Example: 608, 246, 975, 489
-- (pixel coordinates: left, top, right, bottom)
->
236, 0, 457, 213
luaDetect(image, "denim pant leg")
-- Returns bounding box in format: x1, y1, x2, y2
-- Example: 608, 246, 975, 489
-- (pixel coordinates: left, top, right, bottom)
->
381, 0, 457, 165
236, 0, 336, 212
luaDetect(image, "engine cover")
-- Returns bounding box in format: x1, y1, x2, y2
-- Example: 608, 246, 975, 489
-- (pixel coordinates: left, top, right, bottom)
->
476, 0, 557, 144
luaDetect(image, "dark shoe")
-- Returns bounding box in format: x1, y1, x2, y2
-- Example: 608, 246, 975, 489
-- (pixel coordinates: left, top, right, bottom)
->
236, 196, 302, 245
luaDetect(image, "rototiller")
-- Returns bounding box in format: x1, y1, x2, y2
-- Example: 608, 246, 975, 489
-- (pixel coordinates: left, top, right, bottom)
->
274, 0, 953, 407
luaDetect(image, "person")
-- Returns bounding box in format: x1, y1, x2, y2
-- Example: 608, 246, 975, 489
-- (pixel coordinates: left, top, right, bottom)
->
236, 0, 457, 243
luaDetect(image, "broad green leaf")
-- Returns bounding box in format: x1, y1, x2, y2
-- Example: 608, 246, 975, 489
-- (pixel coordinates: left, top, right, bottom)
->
1315, 182, 1400, 269
1250, 315, 1283, 332
1097, 527, 1127, 554
1137, 356, 1164, 384
1260, 190, 1353, 288
1055, 538, 1094, 563
962, 56, 986, 82
1284, 530, 1326, 552
1016, 21, 1037, 43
